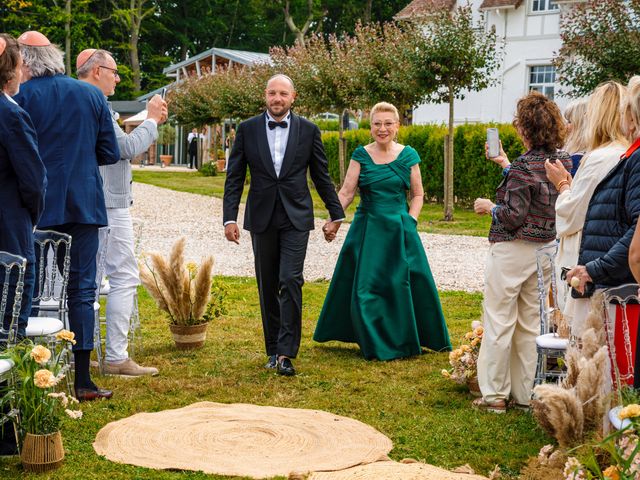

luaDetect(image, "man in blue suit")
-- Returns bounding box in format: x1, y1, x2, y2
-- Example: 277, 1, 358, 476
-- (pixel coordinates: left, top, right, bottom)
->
15, 31, 120, 401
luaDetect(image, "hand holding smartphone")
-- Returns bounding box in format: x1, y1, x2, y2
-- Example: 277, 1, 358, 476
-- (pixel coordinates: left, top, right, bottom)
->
486, 128, 500, 158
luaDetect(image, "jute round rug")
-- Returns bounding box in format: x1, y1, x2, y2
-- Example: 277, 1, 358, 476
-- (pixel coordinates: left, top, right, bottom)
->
93, 401, 392, 479
307, 460, 489, 479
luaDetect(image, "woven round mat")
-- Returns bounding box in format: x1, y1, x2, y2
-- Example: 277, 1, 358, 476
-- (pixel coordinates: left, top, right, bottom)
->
93, 401, 392, 479
307, 460, 489, 480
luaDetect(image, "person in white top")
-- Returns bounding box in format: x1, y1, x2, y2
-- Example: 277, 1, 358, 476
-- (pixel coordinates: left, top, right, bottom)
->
545, 81, 629, 334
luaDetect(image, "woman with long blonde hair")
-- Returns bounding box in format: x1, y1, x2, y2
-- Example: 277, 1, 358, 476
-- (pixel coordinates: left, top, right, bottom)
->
563, 97, 590, 176
545, 81, 629, 330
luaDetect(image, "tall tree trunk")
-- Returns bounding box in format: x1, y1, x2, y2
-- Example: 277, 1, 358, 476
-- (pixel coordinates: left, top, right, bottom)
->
64, 0, 71, 75
363, 0, 373, 23
282, 0, 314, 46
130, 0, 142, 92
444, 86, 455, 221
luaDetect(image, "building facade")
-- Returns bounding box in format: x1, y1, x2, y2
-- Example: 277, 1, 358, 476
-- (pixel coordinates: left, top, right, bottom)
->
397, 0, 584, 124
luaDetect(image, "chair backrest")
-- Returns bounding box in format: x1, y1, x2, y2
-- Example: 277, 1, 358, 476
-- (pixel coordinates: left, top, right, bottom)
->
0, 251, 27, 349
95, 227, 110, 301
535, 242, 559, 336
32, 229, 72, 308
602, 283, 640, 389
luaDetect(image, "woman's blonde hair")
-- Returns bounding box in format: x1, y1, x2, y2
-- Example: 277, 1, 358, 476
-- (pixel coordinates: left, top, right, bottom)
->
563, 98, 589, 154
623, 76, 640, 140
369, 102, 399, 123
584, 81, 628, 151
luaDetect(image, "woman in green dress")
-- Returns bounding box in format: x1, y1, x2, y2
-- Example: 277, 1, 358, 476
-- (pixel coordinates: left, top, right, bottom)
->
314, 102, 451, 360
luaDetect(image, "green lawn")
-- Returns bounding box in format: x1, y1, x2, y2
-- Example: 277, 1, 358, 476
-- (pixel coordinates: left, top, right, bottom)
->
0, 280, 549, 479
132, 170, 491, 237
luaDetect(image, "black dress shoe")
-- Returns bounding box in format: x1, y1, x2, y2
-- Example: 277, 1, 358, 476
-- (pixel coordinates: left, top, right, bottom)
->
277, 357, 296, 376
75, 387, 114, 402
265, 355, 277, 369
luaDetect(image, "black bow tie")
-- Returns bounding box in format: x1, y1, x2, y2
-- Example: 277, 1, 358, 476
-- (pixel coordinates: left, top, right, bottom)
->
268, 120, 288, 130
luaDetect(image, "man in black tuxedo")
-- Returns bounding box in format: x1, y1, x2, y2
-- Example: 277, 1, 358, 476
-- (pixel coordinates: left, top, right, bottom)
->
223, 74, 344, 376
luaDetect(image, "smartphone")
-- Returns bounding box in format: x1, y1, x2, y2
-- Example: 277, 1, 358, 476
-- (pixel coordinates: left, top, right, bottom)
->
161, 87, 167, 100
487, 128, 500, 158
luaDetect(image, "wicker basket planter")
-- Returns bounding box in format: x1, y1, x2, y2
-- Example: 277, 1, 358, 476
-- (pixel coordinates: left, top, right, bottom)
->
169, 323, 208, 350
21, 431, 64, 473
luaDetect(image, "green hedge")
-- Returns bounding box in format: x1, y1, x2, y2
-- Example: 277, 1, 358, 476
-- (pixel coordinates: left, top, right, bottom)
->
321, 123, 524, 205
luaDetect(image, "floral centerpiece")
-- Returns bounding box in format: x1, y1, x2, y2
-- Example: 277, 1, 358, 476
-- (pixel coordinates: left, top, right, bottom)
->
140, 237, 220, 349
441, 321, 483, 395
0, 331, 81, 472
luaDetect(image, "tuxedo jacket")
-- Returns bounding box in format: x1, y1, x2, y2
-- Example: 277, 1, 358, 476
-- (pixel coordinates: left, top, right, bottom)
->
223, 112, 344, 233
15, 74, 120, 228
0, 95, 47, 262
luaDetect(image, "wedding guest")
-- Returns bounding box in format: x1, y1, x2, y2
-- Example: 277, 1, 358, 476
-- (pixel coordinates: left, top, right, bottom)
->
567, 75, 640, 341
16, 31, 120, 401
545, 82, 628, 321
473, 92, 572, 413
563, 98, 590, 177
0, 33, 46, 343
77, 48, 167, 376
313, 102, 451, 360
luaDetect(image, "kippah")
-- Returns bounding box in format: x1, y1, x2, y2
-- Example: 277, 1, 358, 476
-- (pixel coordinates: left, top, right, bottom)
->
76, 49, 97, 70
17, 31, 51, 47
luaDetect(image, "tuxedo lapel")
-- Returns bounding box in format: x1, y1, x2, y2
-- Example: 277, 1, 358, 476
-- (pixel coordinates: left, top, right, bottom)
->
256, 114, 277, 178
278, 113, 299, 179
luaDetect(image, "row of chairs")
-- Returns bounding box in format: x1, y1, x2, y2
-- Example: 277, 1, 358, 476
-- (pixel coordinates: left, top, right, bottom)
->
533, 243, 639, 392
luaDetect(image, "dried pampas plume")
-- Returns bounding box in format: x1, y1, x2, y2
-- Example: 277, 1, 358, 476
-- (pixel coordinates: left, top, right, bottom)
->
532, 384, 584, 448
575, 345, 608, 432
580, 328, 601, 360
561, 346, 581, 389
139, 237, 214, 325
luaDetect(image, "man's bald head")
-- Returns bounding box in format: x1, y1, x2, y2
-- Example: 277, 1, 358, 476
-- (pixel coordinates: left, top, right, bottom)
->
266, 74, 295, 92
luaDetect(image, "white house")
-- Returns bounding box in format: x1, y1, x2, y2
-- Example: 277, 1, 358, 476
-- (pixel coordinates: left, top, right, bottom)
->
396, 0, 585, 124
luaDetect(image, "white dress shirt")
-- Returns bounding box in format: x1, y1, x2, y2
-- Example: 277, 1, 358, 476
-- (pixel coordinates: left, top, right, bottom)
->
265, 111, 291, 177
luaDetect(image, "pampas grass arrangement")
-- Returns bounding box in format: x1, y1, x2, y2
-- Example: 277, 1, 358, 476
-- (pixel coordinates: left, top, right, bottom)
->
140, 237, 215, 326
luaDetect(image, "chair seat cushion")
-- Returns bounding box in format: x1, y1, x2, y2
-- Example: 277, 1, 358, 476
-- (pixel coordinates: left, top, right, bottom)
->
0, 358, 14, 375
26, 317, 64, 336
536, 333, 569, 350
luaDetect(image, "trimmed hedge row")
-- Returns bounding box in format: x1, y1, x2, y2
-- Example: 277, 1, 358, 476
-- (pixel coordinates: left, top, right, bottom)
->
321, 124, 524, 205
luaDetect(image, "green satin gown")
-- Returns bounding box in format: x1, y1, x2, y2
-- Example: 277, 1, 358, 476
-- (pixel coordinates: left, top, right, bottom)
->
313, 145, 452, 360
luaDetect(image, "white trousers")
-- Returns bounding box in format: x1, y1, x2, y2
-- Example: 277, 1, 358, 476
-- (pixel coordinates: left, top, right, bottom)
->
477, 240, 551, 404
104, 208, 140, 363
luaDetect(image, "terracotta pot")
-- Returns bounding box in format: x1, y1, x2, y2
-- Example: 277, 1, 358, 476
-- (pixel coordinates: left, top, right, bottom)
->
216, 159, 226, 172
169, 323, 208, 350
159, 154, 173, 166
21, 431, 64, 473
467, 376, 481, 397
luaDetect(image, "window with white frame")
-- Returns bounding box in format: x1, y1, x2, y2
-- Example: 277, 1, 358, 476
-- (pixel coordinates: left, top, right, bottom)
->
529, 65, 556, 100
531, 0, 558, 12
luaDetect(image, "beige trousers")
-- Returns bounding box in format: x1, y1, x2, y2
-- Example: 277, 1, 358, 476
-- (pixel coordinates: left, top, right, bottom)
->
477, 240, 552, 404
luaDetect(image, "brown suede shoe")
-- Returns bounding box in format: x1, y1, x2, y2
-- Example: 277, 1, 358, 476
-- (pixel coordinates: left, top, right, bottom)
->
75, 387, 113, 402
104, 358, 159, 377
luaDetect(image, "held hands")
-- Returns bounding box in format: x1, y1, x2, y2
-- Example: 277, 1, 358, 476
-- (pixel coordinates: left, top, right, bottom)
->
322, 220, 340, 242
565, 265, 593, 295
544, 159, 570, 190
474, 198, 495, 215
147, 94, 169, 124
485, 141, 510, 169
224, 223, 240, 244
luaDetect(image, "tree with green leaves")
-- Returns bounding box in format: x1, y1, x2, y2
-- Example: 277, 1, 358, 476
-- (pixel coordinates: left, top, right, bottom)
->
554, 0, 640, 98
413, 4, 501, 221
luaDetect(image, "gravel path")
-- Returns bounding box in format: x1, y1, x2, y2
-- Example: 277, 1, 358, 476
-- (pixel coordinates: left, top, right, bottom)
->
131, 183, 488, 292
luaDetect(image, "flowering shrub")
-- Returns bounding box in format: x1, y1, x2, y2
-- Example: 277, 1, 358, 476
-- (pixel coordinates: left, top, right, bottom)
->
441, 320, 483, 384
563, 404, 640, 480
0, 332, 81, 439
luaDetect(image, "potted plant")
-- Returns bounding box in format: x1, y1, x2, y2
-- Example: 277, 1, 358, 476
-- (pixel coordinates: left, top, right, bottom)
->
441, 321, 483, 396
157, 124, 176, 167
0, 332, 82, 472
216, 149, 226, 172
139, 237, 216, 349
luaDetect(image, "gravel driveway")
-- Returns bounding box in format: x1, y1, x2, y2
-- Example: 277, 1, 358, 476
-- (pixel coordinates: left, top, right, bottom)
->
131, 183, 488, 292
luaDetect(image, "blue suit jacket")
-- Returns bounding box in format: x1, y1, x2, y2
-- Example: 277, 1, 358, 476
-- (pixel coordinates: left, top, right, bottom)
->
0, 94, 47, 262
15, 74, 120, 228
